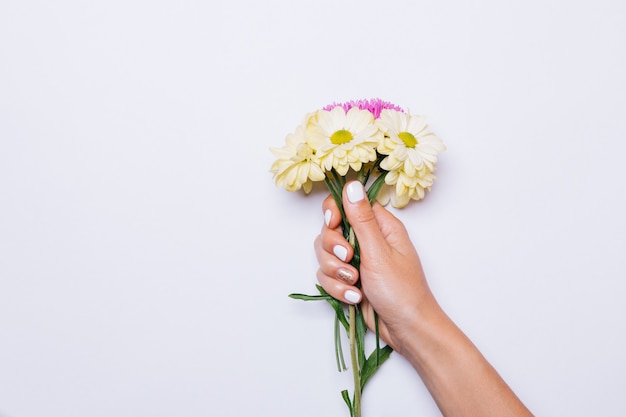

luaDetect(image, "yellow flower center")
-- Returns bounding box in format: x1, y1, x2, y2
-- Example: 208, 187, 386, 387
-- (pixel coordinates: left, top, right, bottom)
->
330, 129, 353, 144
398, 131, 417, 148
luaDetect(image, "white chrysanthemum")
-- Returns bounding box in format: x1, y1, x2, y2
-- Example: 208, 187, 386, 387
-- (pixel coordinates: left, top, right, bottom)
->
270, 124, 325, 193
376, 109, 446, 176
377, 167, 438, 208
306, 106, 382, 176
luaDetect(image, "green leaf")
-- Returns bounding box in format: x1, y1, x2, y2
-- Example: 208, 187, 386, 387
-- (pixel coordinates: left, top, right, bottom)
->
341, 390, 353, 417
355, 305, 367, 368
316, 285, 349, 332
360, 345, 393, 391
366, 170, 389, 205
335, 314, 347, 372
325, 172, 349, 234
288, 293, 331, 301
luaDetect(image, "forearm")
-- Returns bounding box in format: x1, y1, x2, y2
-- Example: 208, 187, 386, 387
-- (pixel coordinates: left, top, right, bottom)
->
398, 302, 533, 417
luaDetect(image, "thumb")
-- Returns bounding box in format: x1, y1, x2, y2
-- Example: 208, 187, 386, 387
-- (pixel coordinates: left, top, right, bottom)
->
342, 181, 386, 252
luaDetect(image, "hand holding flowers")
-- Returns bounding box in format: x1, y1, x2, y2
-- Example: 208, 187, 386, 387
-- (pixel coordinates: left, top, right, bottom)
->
316, 181, 436, 350
270, 98, 445, 417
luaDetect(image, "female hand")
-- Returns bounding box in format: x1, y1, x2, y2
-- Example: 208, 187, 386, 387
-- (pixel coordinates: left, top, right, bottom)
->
314, 181, 440, 354
314, 181, 534, 417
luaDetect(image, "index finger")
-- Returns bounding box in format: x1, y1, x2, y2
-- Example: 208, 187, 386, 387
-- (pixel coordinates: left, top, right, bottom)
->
322, 194, 343, 229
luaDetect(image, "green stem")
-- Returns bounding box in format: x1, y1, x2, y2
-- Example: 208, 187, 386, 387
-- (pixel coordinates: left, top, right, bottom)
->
346, 225, 362, 417
325, 172, 350, 235
361, 154, 384, 186
349, 304, 361, 417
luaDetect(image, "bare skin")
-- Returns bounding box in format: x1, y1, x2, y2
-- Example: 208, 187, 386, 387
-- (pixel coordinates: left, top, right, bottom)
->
314, 181, 534, 417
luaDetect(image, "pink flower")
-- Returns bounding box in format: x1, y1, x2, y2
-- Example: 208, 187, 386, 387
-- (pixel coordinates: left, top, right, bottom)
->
322, 98, 404, 119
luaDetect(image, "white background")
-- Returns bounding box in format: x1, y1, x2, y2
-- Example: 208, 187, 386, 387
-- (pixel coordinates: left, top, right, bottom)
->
1, 0, 625, 416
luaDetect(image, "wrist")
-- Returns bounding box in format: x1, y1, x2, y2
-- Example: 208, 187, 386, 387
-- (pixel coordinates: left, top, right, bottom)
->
388, 294, 448, 358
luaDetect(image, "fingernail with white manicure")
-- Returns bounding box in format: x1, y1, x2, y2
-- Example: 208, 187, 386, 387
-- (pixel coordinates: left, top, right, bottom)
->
344, 290, 361, 304
347, 182, 365, 203
324, 209, 332, 227
333, 245, 348, 262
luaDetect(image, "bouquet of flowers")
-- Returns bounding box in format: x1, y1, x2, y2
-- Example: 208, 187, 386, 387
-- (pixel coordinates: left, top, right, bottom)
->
270, 98, 445, 417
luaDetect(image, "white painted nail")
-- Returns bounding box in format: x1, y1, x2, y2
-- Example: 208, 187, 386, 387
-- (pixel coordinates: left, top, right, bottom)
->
346, 182, 365, 203
324, 209, 332, 227
344, 290, 361, 304
333, 245, 348, 262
